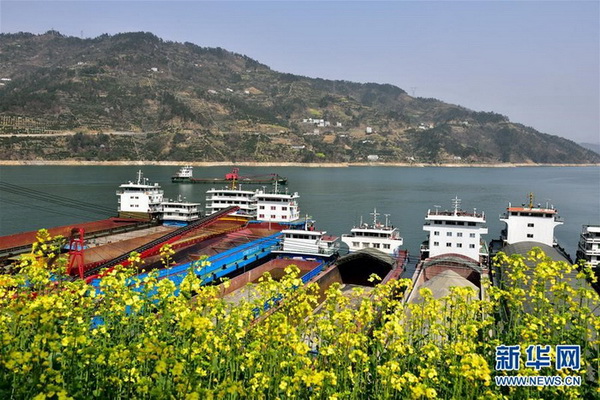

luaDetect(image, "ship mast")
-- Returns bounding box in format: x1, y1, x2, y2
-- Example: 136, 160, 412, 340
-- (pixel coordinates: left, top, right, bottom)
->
452, 196, 461, 216
370, 208, 380, 226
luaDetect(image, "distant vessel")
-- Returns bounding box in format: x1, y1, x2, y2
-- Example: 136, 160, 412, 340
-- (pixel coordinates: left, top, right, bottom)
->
205, 185, 258, 218
341, 208, 403, 256
172, 166, 287, 185
205, 182, 302, 224
116, 170, 204, 223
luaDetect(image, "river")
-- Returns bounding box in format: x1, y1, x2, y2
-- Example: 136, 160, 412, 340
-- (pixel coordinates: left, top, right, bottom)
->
0, 165, 598, 259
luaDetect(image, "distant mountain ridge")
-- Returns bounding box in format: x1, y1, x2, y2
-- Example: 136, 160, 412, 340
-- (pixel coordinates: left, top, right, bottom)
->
0, 31, 598, 164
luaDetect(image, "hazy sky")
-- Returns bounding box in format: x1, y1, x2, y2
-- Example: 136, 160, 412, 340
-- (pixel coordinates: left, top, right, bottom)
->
1, 1, 598, 144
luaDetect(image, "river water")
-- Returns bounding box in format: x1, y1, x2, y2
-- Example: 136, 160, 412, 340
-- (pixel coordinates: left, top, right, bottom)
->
0, 165, 598, 259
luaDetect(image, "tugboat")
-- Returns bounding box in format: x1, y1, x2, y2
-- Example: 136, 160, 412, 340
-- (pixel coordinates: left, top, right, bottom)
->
341, 208, 403, 256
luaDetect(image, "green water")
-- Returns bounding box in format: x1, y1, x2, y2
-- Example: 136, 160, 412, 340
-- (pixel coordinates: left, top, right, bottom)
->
0, 165, 598, 258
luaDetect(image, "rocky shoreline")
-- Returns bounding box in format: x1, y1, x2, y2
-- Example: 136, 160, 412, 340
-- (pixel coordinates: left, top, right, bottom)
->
0, 160, 598, 168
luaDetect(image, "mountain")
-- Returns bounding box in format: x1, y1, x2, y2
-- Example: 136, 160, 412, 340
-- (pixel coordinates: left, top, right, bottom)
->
0, 31, 598, 164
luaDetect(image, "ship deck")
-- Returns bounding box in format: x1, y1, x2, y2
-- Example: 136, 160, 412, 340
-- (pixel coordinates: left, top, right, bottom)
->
0, 217, 149, 254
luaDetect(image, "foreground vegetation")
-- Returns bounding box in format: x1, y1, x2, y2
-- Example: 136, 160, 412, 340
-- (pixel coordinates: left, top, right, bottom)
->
0, 231, 598, 399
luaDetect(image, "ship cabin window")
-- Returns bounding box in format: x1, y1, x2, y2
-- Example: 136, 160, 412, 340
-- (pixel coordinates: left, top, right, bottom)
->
527, 234, 534, 238
434, 231, 440, 236
447, 232, 452, 237
457, 221, 465, 225
457, 232, 463, 237
259, 206, 265, 209
271, 206, 276, 210
353, 242, 359, 247
373, 243, 381, 249
457, 243, 463, 248
528, 223, 534, 227
271, 215, 276, 219
469, 233, 476, 238
433, 242, 439, 246
282, 207, 288, 211
434, 221, 443, 225
259, 214, 265, 218
468, 222, 476, 226
362, 243, 369, 248
446, 221, 456, 225
383, 244, 391, 249
446, 243, 452, 247
282, 215, 287, 219
469, 244, 475, 249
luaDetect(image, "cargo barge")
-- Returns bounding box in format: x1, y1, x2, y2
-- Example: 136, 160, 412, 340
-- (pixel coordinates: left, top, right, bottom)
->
172, 166, 287, 185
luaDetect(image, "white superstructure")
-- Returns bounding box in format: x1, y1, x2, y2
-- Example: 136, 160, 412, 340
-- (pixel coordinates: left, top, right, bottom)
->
576, 225, 600, 269
274, 228, 340, 257
499, 194, 563, 247
341, 208, 403, 256
422, 197, 488, 262
255, 184, 300, 223
205, 186, 257, 218
117, 170, 164, 219
161, 195, 202, 223
174, 165, 193, 179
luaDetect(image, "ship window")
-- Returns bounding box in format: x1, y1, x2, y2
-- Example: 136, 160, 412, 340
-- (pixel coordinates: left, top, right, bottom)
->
469, 244, 475, 248
362, 243, 369, 248
353, 242, 359, 247
528, 223, 534, 227
383, 244, 390, 249
434, 231, 439, 236
447, 232, 452, 237
446, 243, 452, 247
282, 215, 287, 219
434, 221, 442, 225
259, 206, 265, 209
433, 242, 439, 246
469, 233, 476, 238
271, 215, 276, 219
259, 214, 265, 218
271, 206, 276, 210
457, 243, 462, 248
446, 221, 456, 225
282, 207, 288, 211
373, 243, 380, 249
457, 232, 463, 237
468, 222, 476, 226
457, 221, 465, 225
527, 234, 534, 238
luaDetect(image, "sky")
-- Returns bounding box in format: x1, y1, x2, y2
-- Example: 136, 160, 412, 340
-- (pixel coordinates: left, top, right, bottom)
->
1, 1, 598, 144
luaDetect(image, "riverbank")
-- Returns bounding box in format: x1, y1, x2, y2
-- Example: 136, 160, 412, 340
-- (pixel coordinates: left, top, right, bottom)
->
0, 160, 598, 167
